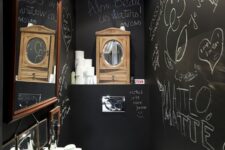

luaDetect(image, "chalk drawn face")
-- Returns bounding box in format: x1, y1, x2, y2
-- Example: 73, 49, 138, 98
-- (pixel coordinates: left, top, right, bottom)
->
198, 28, 224, 74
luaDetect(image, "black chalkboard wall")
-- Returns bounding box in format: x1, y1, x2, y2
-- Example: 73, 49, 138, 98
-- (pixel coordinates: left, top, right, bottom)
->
59, 85, 150, 150
58, 0, 75, 126
75, 0, 145, 78
145, 0, 225, 150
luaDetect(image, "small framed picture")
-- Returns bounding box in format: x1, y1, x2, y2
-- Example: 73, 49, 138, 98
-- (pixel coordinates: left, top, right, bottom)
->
17, 124, 39, 150
2, 138, 17, 150
49, 106, 61, 148
37, 119, 48, 149
102, 96, 125, 112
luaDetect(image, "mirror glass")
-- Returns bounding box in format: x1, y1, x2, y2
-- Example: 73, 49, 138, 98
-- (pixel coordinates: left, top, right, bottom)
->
38, 119, 48, 148
103, 40, 123, 66
14, 0, 58, 113
2, 139, 16, 150
17, 125, 39, 150
49, 107, 61, 149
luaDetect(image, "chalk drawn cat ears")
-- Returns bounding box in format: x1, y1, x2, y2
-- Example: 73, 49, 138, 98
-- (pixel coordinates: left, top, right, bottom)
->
198, 28, 224, 74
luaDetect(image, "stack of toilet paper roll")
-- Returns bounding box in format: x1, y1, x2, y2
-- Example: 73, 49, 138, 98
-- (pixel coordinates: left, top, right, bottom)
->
71, 50, 97, 85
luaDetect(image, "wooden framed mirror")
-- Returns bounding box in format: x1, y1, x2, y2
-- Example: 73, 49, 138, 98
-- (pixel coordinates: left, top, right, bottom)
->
96, 28, 131, 84
4, 0, 62, 122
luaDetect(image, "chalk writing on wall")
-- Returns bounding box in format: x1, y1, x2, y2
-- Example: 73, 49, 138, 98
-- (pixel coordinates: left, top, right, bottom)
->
149, 0, 225, 149
17, 93, 41, 109
59, 3, 74, 124
129, 89, 147, 119
87, 0, 143, 28
148, 0, 164, 42
158, 81, 215, 150
18, 0, 57, 27
198, 28, 224, 74
152, 43, 160, 71
62, 7, 73, 53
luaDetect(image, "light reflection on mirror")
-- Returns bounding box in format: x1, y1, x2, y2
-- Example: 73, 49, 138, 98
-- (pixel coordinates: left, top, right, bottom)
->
17, 125, 38, 150
103, 40, 123, 66
38, 119, 48, 148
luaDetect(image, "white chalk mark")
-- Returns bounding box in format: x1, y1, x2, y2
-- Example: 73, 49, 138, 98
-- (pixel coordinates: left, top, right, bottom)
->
156, 79, 165, 92
198, 28, 224, 74
152, 43, 160, 71
193, 0, 219, 13
195, 86, 212, 114
206, 113, 213, 121
188, 12, 198, 30
223, 142, 225, 150
175, 25, 188, 62
164, 51, 175, 70
164, 0, 186, 30
175, 70, 198, 82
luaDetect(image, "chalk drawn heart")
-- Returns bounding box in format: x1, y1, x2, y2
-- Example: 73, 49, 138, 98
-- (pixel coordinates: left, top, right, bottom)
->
198, 28, 224, 74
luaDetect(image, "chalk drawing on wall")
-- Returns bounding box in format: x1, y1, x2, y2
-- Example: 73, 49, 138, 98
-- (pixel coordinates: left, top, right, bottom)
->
198, 28, 224, 74
152, 43, 160, 71
175, 25, 188, 62
193, 0, 220, 13
175, 70, 198, 82
188, 12, 198, 30
195, 86, 212, 114
164, 0, 186, 30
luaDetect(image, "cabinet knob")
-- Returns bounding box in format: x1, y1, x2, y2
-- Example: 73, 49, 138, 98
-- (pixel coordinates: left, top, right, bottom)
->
32, 73, 36, 80
112, 75, 115, 81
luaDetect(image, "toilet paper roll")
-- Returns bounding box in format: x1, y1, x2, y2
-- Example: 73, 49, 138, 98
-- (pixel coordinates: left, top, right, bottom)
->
76, 76, 85, 84
75, 51, 84, 59
71, 72, 76, 85
84, 59, 92, 68
93, 76, 97, 84
75, 66, 84, 76
64, 144, 76, 150
75, 58, 84, 69
85, 67, 95, 76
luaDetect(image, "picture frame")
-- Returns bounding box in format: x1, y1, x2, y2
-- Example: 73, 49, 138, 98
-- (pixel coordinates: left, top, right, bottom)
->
2, 138, 17, 150
4, 0, 62, 122
49, 106, 61, 148
37, 119, 48, 149
17, 124, 39, 150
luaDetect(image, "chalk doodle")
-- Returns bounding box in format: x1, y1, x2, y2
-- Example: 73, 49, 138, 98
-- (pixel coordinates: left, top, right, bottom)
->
62, 7, 73, 53
58, 64, 69, 97
175, 70, 198, 82
198, 28, 224, 74
152, 43, 160, 71
19, 0, 44, 6
195, 86, 212, 114
175, 25, 188, 62
156, 79, 165, 92
149, 0, 164, 41
164, 0, 186, 31
188, 12, 198, 30
163, 0, 188, 68
164, 51, 175, 70
193, 0, 219, 13
223, 142, 225, 150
